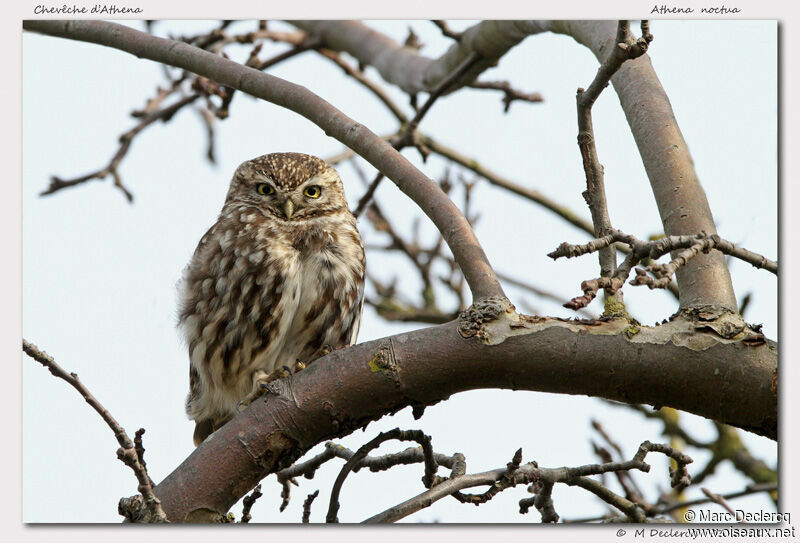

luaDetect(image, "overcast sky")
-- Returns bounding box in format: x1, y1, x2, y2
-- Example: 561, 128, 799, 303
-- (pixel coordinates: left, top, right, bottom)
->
21, 19, 777, 523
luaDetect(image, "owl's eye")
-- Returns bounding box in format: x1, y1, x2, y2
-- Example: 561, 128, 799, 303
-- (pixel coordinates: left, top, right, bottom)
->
303, 186, 322, 199
256, 183, 275, 196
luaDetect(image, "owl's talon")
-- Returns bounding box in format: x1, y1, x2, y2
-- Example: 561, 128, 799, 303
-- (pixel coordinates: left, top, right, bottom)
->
239, 365, 293, 407
293, 359, 307, 372
321, 344, 334, 356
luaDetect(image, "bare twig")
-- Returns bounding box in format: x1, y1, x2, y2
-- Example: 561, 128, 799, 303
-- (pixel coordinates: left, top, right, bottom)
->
591, 420, 646, 503
41, 93, 201, 201
317, 49, 409, 124
431, 20, 463, 41
133, 428, 154, 487
22, 339, 167, 523
655, 483, 777, 516
550, 229, 775, 310
367, 439, 688, 523
326, 429, 438, 523
240, 484, 263, 523
701, 487, 739, 519
469, 80, 543, 112
352, 52, 483, 217
302, 490, 319, 523
575, 21, 653, 306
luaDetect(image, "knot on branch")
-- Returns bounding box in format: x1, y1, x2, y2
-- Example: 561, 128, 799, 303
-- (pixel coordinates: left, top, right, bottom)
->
458, 296, 515, 340
681, 305, 748, 340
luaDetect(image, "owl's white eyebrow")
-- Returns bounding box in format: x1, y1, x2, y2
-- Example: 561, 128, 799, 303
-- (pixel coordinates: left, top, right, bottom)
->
299, 175, 322, 187
253, 174, 274, 184
301, 170, 335, 187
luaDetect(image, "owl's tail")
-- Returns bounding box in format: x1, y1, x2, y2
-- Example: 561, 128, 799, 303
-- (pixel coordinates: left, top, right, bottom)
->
193, 414, 233, 446
193, 419, 215, 446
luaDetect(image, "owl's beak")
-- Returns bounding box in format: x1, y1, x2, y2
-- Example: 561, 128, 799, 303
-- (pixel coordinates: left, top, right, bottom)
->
282, 199, 295, 220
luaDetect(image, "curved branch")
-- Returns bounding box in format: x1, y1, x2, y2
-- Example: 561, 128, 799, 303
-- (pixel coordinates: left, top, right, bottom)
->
149, 315, 775, 522
290, 20, 550, 95
23, 19, 504, 301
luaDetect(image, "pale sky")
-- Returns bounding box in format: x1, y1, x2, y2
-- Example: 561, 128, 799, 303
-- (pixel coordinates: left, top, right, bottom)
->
21, 19, 777, 523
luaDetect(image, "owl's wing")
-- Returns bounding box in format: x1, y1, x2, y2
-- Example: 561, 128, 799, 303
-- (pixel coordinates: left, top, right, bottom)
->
347, 280, 365, 346
193, 223, 219, 257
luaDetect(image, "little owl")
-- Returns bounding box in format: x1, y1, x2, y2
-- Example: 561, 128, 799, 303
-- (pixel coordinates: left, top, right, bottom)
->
178, 153, 365, 446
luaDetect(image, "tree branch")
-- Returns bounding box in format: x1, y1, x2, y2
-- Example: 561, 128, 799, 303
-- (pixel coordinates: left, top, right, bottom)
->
575, 21, 652, 305
144, 314, 774, 522
22, 339, 168, 523
23, 19, 505, 301
290, 20, 551, 95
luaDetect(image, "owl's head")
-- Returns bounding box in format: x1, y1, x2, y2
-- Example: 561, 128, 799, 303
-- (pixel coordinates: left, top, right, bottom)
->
225, 152, 349, 220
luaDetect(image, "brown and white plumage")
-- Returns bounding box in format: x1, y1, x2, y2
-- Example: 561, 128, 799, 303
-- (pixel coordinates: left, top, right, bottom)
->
178, 153, 365, 445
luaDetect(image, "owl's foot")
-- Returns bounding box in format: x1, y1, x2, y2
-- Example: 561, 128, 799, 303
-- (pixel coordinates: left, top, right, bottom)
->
320, 344, 335, 356
237, 365, 292, 411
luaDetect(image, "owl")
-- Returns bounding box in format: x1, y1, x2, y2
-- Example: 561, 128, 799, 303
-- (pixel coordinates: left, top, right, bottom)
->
178, 153, 365, 446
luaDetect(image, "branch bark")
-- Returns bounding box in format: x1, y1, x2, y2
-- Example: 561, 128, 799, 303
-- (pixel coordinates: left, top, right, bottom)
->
23, 19, 504, 302
289, 20, 551, 95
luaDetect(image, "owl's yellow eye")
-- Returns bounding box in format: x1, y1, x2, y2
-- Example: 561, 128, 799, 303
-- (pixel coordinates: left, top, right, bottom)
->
256, 183, 275, 196
303, 186, 322, 199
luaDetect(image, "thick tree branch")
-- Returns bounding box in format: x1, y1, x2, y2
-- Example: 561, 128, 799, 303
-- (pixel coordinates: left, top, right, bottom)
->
290, 20, 550, 95
23, 19, 504, 301
144, 313, 774, 522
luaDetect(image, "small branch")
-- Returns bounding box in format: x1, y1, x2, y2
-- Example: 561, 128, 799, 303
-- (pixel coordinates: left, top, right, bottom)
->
40, 93, 201, 201
469, 80, 543, 112
326, 429, 437, 523
367, 439, 687, 523
133, 428, 154, 487
353, 52, 483, 216
302, 490, 319, 523
352, 173, 385, 218
654, 483, 777, 516
551, 230, 775, 310
22, 339, 167, 523
317, 49, 409, 124
701, 487, 739, 519
591, 420, 646, 504
431, 20, 463, 41
575, 21, 652, 305
635, 441, 692, 491
277, 441, 456, 486
451, 448, 522, 505
240, 484, 262, 523
365, 467, 515, 523
571, 476, 646, 522
401, 52, 481, 142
